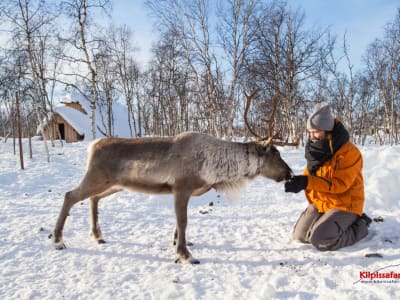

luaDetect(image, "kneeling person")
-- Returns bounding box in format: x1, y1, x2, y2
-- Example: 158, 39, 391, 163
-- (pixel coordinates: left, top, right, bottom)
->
285, 102, 371, 251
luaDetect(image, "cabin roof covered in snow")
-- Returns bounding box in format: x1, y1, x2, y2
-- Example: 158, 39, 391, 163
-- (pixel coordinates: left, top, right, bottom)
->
54, 105, 89, 136
50, 93, 142, 140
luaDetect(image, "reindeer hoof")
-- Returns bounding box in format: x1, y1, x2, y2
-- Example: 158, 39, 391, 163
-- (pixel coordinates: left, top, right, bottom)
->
175, 256, 200, 265
189, 257, 200, 264
97, 239, 106, 244
54, 243, 66, 250
52, 235, 66, 250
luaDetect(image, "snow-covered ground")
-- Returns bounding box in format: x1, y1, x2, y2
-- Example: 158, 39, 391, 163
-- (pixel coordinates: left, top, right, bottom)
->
0, 138, 399, 299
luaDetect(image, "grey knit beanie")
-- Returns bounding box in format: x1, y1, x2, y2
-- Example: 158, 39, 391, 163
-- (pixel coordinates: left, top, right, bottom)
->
307, 102, 334, 131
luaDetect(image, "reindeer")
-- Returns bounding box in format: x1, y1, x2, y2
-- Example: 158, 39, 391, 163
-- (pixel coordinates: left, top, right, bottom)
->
51, 90, 295, 264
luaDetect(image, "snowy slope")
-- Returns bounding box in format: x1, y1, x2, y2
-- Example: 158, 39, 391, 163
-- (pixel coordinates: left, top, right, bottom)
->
0, 138, 399, 299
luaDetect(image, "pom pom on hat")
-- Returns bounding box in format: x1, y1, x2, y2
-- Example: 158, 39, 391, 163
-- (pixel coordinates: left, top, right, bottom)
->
307, 102, 334, 131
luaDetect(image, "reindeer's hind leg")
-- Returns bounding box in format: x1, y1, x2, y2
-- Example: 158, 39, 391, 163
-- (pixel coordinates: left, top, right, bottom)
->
53, 172, 113, 250
90, 187, 122, 244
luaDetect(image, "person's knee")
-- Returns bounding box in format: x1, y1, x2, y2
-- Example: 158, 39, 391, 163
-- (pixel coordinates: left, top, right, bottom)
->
292, 205, 320, 244
310, 237, 331, 251
292, 230, 309, 243
309, 228, 338, 251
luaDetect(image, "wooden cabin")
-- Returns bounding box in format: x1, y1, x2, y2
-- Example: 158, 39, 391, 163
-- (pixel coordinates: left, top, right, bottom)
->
41, 93, 142, 143
42, 101, 86, 143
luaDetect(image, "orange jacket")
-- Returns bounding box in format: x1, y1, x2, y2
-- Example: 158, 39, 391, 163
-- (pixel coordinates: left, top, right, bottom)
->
303, 141, 365, 216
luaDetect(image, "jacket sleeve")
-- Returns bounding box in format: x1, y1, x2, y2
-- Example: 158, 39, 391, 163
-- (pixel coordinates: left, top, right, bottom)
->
306, 145, 362, 194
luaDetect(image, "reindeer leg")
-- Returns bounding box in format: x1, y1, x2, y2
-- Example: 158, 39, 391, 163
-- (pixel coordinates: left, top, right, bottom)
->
173, 191, 199, 264
53, 188, 86, 249
90, 196, 104, 243
52, 171, 113, 250
173, 228, 193, 246
90, 187, 122, 244
173, 227, 178, 246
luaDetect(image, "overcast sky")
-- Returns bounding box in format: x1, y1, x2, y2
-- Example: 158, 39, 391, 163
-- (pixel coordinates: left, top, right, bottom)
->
112, 0, 399, 71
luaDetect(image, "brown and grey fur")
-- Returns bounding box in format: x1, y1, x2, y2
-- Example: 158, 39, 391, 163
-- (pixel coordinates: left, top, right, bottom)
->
52, 131, 292, 264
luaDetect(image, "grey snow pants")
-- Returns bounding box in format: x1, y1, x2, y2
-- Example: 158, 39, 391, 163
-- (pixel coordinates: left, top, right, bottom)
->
293, 204, 369, 251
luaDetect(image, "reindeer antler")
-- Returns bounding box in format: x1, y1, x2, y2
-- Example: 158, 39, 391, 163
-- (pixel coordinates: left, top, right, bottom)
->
244, 88, 299, 147
244, 87, 262, 140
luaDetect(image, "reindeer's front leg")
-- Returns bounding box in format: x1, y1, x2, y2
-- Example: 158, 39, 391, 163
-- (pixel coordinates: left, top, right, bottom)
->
173, 228, 193, 247
53, 191, 76, 249
173, 191, 199, 264
173, 228, 178, 246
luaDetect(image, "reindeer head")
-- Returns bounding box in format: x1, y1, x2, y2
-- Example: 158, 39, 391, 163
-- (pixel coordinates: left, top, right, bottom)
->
244, 88, 296, 182
254, 141, 293, 182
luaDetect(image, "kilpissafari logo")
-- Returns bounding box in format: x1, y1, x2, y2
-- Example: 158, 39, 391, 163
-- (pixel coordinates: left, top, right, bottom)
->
354, 264, 400, 284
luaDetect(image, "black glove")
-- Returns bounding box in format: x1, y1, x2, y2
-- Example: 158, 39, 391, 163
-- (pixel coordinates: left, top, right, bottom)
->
284, 175, 308, 193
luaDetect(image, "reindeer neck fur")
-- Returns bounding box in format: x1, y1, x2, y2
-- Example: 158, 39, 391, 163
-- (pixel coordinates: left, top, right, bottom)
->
179, 133, 263, 198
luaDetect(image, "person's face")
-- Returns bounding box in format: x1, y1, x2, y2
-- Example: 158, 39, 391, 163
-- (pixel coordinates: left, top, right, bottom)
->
308, 129, 326, 141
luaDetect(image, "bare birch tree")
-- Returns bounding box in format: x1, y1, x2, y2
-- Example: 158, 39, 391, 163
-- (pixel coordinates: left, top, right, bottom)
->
363, 9, 400, 145
61, 0, 111, 139
146, 0, 224, 136
217, 0, 258, 137
0, 0, 60, 161
108, 25, 141, 137
245, 1, 330, 142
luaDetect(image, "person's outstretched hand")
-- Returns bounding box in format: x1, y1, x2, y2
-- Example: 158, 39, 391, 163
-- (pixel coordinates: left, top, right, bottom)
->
284, 175, 308, 193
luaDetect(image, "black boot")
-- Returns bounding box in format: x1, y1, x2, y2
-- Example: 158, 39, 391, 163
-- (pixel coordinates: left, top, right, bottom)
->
359, 213, 372, 227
